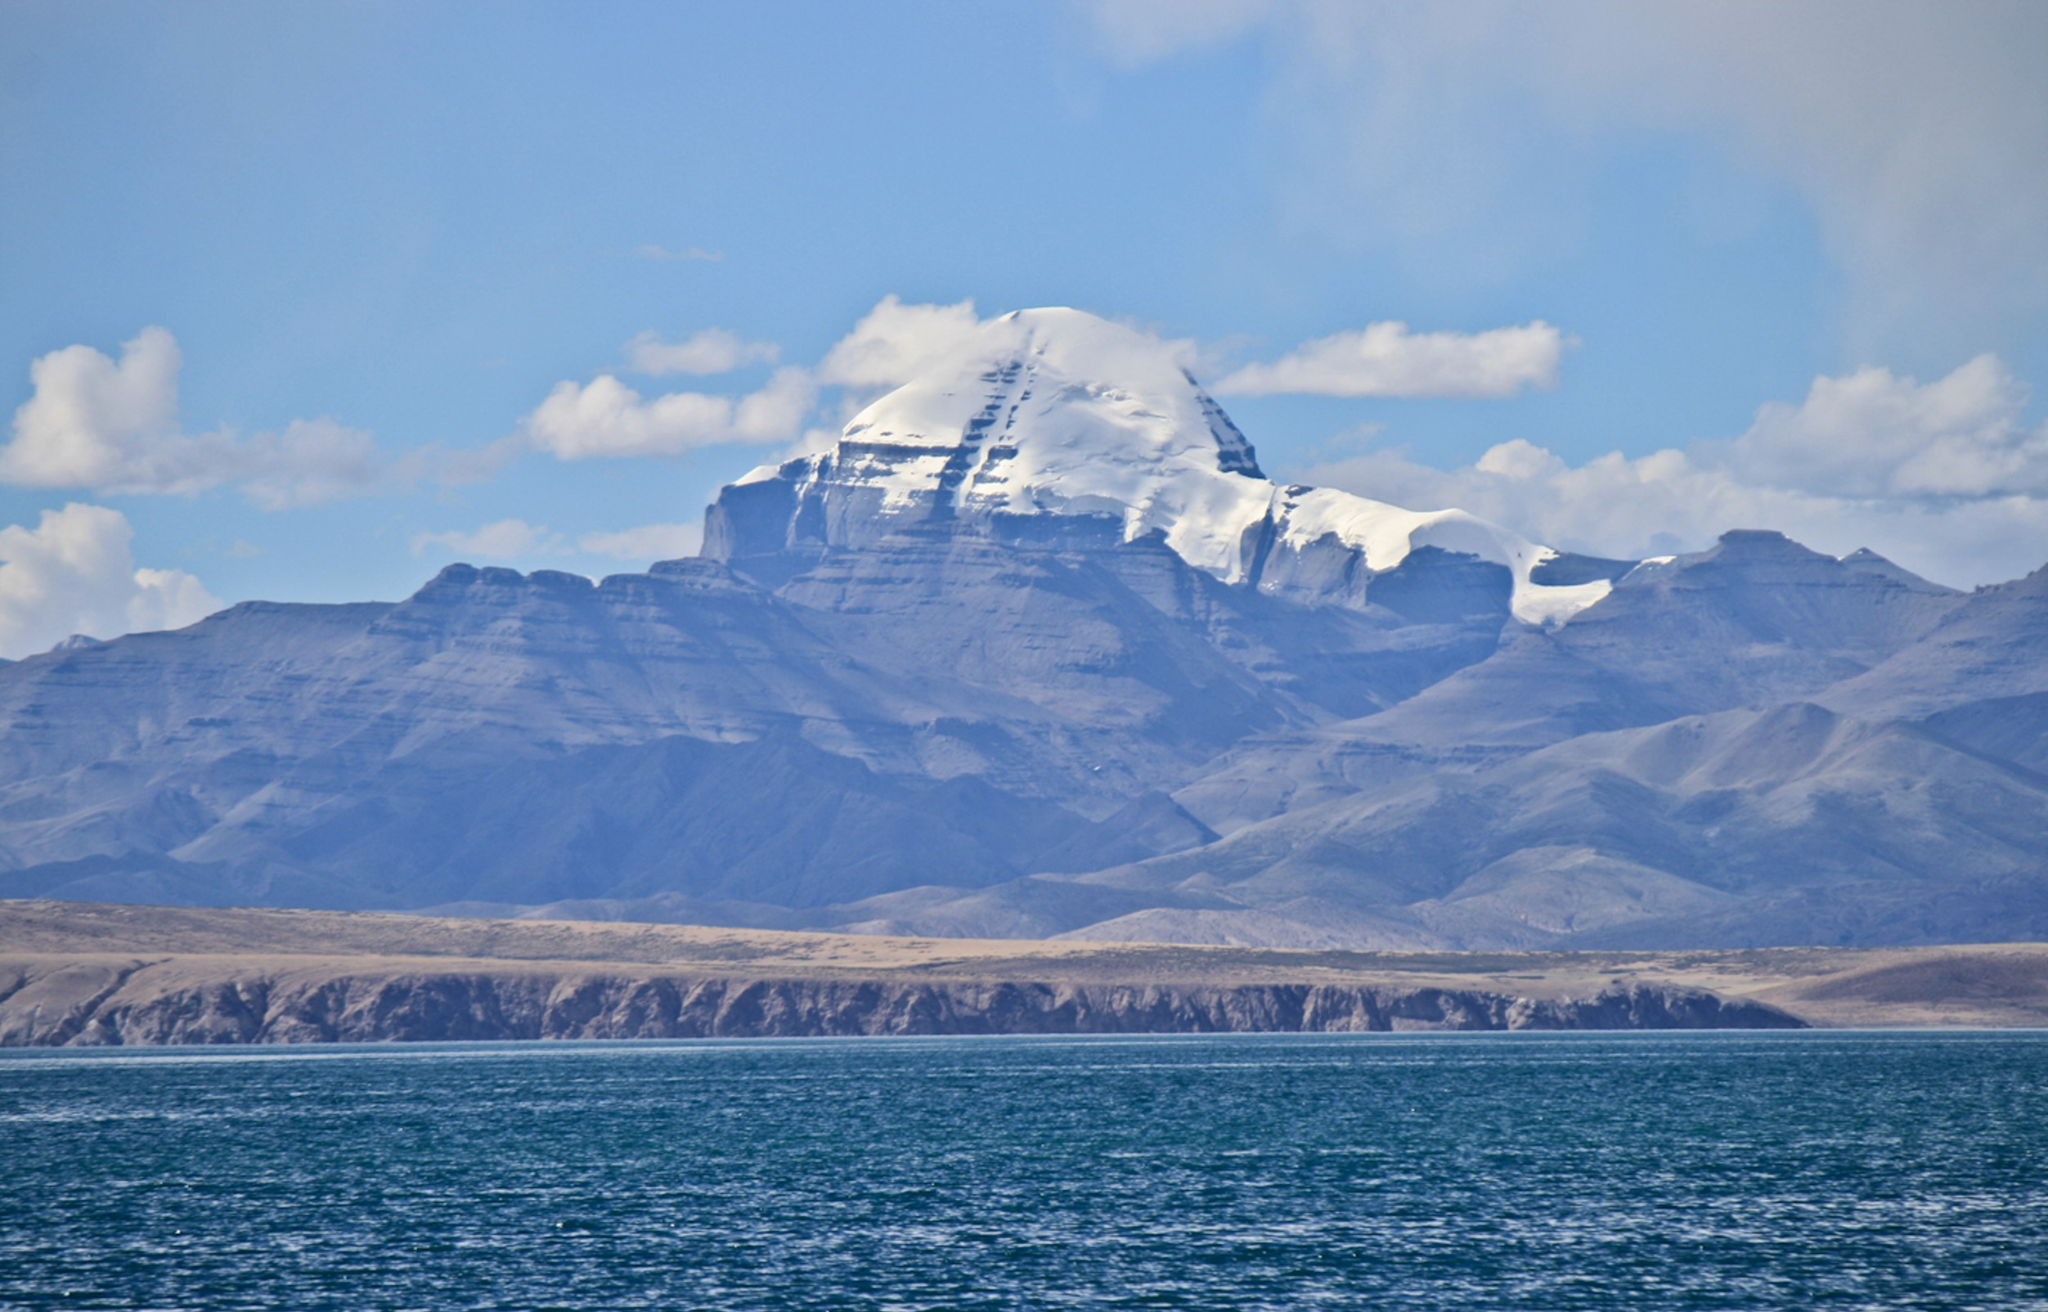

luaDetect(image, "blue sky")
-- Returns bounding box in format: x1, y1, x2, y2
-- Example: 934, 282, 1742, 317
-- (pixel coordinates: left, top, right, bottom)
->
2, 1, 2045, 655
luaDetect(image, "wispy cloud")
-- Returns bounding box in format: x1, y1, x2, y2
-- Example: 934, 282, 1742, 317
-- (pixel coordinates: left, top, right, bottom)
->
632, 243, 724, 263
519, 365, 815, 460
623, 328, 779, 376
1090, 0, 2048, 354
816, 294, 983, 387
408, 518, 703, 565
1214, 321, 1571, 398
577, 522, 702, 561
410, 518, 566, 559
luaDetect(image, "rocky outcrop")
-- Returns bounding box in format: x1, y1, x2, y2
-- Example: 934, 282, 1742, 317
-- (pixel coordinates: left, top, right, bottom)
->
0, 958, 1800, 1046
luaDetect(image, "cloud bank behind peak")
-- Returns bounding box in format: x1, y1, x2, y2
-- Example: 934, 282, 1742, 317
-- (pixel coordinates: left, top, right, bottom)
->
1298, 353, 2048, 587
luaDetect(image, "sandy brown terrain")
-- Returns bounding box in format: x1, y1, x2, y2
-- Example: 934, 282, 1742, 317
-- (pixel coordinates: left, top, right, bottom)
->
2, 899, 2045, 1044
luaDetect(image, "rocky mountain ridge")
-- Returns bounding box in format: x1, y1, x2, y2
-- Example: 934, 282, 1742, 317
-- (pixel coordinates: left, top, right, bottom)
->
0, 307, 2040, 949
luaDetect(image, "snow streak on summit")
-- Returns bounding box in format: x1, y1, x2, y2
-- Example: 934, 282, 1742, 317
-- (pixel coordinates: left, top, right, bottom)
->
715, 308, 1620, 625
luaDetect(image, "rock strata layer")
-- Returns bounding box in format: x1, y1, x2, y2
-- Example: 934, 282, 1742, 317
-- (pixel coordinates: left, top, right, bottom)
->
0, 957, 1800, 1046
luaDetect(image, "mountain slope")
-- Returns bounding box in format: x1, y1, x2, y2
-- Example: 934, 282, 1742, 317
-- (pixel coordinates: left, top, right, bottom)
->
835, 699, 2048, 950
1169, 530, 1963, 834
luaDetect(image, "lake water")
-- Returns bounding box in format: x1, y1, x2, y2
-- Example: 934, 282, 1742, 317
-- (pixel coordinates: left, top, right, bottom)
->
2, 1032, 2044, 1310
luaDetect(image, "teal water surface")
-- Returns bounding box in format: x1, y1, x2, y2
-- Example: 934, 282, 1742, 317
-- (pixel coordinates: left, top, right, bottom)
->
1, 1032, 2044, 1310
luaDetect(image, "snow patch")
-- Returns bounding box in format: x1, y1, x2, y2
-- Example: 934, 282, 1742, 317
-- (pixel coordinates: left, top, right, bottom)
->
1271, 487, 1609, 624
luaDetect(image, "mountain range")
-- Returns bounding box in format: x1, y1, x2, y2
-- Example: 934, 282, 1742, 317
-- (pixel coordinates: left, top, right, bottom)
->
2, 308, 2042, 949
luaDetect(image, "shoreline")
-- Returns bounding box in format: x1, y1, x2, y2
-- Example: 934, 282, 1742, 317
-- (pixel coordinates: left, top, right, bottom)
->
0, 955, 1800, 1046
5, 899, 2048, 1045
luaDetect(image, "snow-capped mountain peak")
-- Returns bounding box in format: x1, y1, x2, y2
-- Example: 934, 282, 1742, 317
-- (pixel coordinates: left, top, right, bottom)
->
843, 307, 1262, 479
714, 307, 1623, 624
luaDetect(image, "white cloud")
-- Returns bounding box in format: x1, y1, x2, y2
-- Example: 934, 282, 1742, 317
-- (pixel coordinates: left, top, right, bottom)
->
0, 503, 223, 658
577, 522, 702, 561
529, 296, 1565, 474
1092, 1, 2048, 352
410, 519, 567, 559
522, 296, 1129, 465
632, 243, 724, 263
520, 365, 815, 460
817, 295, 983, 387
0, 328, 388, 506
238, 418, 388, 510
1090, 0, 1278, 66
623, 328, 780, 376
1726, 355, 2048, 499
1215, 320, 1570, 398
408, 518, 704, 566
1294, 355, 2048, 588
730, 366, 817, 441
1, 326, 182, 487
521, 295, 991, 464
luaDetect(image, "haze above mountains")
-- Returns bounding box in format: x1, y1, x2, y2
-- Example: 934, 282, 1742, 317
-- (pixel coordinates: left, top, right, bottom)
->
2, 309, 2042, 950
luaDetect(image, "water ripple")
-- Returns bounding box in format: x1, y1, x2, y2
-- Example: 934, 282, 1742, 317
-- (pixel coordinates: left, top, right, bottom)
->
1, 1032, 2045, 1310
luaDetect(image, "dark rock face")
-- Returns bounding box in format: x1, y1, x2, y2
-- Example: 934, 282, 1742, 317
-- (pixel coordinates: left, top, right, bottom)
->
0, 520, 1509, 914
0, 959, 1801, 1047
0, 515, 2040, 949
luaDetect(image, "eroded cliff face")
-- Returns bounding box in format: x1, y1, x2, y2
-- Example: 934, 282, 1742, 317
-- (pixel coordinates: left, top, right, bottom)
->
0, 958, 1800, 1046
